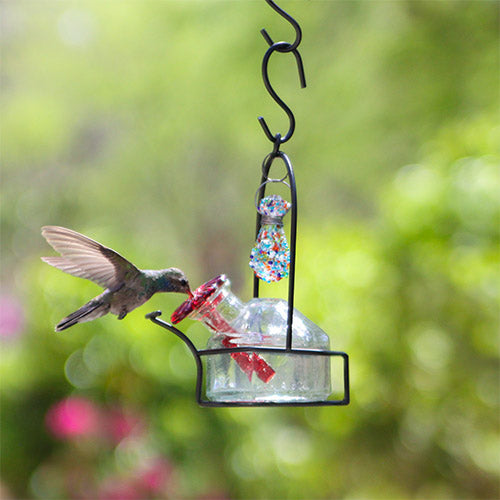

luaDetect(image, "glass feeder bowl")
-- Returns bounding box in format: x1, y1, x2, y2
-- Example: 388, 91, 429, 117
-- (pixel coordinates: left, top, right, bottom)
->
147, 275, 349, 407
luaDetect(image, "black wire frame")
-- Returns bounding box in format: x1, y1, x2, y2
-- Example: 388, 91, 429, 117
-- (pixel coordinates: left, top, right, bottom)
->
253, 149, 297, 348
145, 150, 350, 407
146, 312, 350, 407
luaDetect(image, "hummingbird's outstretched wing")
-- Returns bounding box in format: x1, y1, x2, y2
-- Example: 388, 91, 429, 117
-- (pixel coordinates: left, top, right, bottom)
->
41, 226, 140, 290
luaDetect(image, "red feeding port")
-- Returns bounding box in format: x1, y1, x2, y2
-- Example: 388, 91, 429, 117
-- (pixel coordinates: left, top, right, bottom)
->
171, 275, 275, 383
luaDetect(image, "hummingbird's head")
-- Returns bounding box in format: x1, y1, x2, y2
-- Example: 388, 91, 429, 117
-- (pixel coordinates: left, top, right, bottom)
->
163, 268, 191, 294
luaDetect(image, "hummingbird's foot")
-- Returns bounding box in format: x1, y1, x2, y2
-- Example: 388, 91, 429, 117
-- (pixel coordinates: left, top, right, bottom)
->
117, 310, 127, 320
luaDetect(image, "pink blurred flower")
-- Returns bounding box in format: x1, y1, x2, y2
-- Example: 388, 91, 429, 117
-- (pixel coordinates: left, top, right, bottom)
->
98, 478, 141, 500
45, 396, 101, 439
0, 294, 25, 341
137, 457, 173, 494
104, 407, 144, 444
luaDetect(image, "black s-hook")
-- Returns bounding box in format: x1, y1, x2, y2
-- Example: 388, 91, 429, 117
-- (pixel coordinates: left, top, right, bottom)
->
258, 0, 306, 146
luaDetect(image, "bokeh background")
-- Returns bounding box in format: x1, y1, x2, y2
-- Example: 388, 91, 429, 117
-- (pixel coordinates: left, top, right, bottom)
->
1, 1, 499, 498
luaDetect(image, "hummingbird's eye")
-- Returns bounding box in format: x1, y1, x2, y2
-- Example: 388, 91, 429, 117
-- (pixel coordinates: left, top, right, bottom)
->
180, 279, 188, 287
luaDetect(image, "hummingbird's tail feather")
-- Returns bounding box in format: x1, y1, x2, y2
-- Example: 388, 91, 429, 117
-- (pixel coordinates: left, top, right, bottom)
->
56, 297, 110, 332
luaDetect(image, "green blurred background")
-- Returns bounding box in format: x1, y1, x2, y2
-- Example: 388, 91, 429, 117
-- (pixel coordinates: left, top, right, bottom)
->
1, 1, 499, 498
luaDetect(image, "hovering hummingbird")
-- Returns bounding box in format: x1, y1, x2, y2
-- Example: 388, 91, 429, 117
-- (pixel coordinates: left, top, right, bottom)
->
41, 226, 191, 332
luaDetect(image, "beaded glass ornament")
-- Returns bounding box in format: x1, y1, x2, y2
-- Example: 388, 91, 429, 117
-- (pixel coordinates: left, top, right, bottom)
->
249, 194, 291, 282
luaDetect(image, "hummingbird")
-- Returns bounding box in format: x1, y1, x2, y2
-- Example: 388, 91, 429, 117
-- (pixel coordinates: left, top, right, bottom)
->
41, 226, 191, 332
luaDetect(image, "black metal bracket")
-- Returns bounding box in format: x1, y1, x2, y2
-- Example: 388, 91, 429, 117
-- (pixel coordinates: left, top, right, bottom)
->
253, 147, 297, 347
146, 311, 350, 407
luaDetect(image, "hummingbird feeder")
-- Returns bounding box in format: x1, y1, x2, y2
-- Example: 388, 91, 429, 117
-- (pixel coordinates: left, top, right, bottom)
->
147, 0, 350, 407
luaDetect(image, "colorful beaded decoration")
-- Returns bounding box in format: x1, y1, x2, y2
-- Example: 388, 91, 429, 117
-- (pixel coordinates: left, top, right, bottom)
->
249, 194, 291, 282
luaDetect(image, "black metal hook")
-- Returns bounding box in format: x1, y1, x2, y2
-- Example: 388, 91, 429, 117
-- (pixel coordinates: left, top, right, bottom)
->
258, 1, 306, 145
260, 0, 302, 51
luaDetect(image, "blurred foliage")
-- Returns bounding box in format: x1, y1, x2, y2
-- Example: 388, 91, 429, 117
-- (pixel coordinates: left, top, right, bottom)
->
1, 1, 499, 499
